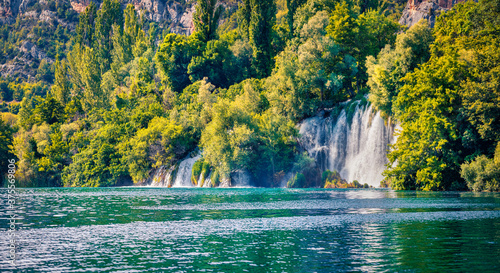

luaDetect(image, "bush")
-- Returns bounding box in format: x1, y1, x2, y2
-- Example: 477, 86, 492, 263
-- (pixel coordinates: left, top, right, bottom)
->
461, 155, 500, 192
191, 159, 203, 185
210, 169, 220, 187
191, 158, 211, 186
323, 170, 367, 188
287, 173, 306, 188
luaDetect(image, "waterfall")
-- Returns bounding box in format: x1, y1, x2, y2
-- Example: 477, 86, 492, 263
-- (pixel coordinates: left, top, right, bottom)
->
149, 166, 175, 187
172, 154, 201, 187
299, 102, 395, 187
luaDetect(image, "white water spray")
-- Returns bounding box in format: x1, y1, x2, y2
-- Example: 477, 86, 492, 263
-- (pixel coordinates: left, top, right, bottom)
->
299, 103, 395, 187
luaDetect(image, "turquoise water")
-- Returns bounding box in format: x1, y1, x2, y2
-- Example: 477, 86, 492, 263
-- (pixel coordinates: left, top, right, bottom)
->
1, 188, 499, 272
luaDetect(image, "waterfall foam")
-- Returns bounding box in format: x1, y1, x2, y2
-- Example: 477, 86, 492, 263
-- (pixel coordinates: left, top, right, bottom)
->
299, 102, 395, 187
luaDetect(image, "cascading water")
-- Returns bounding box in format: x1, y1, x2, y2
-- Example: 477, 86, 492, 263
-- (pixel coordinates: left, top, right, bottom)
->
172, 154, 201, 187
148, 166, 175, 187
299, 102, 395, 187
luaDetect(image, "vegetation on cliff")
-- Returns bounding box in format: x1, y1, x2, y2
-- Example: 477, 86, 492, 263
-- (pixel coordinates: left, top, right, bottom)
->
0, 0, 498, 191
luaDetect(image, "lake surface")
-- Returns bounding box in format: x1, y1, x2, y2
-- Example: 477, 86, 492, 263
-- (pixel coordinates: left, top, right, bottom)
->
1, 188, 499, 272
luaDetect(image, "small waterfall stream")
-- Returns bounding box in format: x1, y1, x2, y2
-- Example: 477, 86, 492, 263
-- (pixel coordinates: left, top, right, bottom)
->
299, 102, 395, 187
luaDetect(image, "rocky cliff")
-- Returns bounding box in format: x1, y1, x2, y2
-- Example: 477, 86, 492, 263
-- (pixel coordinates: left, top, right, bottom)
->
1, 0, 197, 34
399, 0, 466, 27
0, 0, 237, 80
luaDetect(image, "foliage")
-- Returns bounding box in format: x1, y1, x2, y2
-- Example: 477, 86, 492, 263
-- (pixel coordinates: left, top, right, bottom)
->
367, 19, 433, 117
5, 0, 498, 191
0, 118, 16, 178
385, 0, 500, 191
461, 155, 500, 192
287, 172, 306, 188
156, 33, 204, 92
194, 0, 224, 42
248, 0, 277, 78
200, 80, 297, 183
266, 11, 358, 120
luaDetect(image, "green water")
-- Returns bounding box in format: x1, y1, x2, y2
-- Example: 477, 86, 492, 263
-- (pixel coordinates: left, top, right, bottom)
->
1, 188, 499, 272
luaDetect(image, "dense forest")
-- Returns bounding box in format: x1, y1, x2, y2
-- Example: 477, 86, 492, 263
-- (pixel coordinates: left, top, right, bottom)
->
0, 0, 499, 191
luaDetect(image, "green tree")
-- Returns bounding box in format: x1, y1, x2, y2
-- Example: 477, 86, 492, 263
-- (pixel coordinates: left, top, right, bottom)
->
194, 0, 224, 42
81, 47, 105, 112
326, 1, 359, 52
249, 0, 277, 78
237, 0, 252, 38
385, 0, 500, 190
94, 0, 123, 73
75, 3, 97, 47
286, 0, 307, 38
155, 33, 203, 92
461, 153, 500, 192
34, 96, 65, 125
52, 59, 71, 105
0, 118, 15, 177
367, 19, 433, 117
386, 55, 466, 191
188, 39, 232, 87
356, 9, 400, 63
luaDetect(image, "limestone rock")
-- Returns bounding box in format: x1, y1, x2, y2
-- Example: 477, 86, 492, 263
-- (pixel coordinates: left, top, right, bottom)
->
399, 0, 466, 28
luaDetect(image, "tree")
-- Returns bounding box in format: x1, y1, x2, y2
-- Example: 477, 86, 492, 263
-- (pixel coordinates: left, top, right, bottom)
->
286, 0, 307, 38
34, 96, 65, 125
237, 0, 252, 38
0, 118, 15, 177
188, 39, 232, 87
326, 1, 359, 52
75, 3, 97, 47
367, 19, 433, 117
94, 0, 123, 74
385, 0, 500, 191
36, 59, 54, 83
194, 0, 224, 42
81, 47, 105, 112
461, 154, 500, 192
266, 11, 358, 120
155, 33, 203, 92
52, 59, 71, 105
386, 55, 466, 191
356, 9, 400, 62
249, 0, 277, 78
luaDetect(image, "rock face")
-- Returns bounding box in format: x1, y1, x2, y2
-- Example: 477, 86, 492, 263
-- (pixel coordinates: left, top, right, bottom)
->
1, 0, 197, 34
0, 0, 237, 79
0, 0, 205, 79
125, 0, 196, 36
399, 0, 466, 28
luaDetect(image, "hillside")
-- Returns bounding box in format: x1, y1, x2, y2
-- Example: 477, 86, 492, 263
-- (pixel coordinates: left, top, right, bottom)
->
0, 0, 240, 80
1, 0, 499, 191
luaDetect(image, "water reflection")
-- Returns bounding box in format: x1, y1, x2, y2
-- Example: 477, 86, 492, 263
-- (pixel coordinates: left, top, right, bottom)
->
0, 188, 498, 272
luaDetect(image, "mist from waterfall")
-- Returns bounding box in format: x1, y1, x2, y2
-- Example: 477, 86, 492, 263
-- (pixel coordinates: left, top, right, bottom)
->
299, 102, 395, 187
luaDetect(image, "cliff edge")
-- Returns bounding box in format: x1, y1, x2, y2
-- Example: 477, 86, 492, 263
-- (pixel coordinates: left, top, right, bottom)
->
399, 0, 466, 27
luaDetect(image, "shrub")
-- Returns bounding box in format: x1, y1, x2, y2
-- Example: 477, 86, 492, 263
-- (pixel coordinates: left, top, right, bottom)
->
191, 158, 203, 185
287, 173, 306, 188
461, 155, 500, 192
